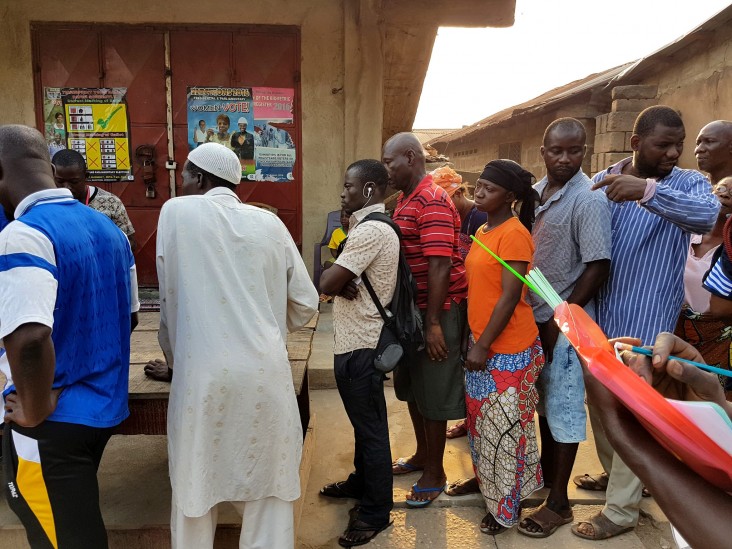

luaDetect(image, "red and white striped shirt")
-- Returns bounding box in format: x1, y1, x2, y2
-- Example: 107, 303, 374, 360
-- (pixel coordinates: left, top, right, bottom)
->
394, 174, 467, 309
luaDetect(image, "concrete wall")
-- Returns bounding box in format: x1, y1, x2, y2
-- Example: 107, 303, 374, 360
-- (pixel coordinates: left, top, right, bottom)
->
634, 30, 732, 170
0, 0, 387, 275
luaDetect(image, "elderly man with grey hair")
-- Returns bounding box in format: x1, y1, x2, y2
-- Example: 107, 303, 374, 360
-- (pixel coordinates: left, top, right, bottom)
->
156, 143, 318, 548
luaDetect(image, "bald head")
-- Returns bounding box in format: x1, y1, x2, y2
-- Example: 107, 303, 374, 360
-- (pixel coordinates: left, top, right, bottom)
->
0, 125, 52, 162
0, 125, 57, 219
695, 120, 732, 183
381, 132, 426, 192
700, 120, 732, 138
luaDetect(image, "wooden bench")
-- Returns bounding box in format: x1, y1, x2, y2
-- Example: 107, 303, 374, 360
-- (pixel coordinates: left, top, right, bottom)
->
118, 311, 318, 436
0, 311, 318, 437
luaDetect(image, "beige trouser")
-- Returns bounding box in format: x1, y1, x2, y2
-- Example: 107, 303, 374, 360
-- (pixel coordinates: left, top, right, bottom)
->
587, 401, 643, 528
171, 496, 294, 549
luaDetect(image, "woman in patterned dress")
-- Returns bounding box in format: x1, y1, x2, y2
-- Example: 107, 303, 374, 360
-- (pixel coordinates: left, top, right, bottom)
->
432, 166, 488, 442
463, 159, 544, 535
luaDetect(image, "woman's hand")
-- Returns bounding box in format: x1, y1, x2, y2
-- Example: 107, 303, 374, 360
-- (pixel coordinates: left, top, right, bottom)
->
465, 341, 489, 372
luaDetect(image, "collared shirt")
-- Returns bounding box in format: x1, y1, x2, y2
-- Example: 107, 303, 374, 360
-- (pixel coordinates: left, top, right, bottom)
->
393, 174, 467, 309
0, 188, 139, 427
703, 247, 732, 300
332, 203, 400, 354
48, 142, 65, 159
88, 186, 136, 236
595, 158, 719, 344
529, 170, 612, 323
194, 127, 207, 144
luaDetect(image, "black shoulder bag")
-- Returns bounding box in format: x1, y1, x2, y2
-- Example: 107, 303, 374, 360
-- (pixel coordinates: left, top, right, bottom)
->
361, 273, 403, 373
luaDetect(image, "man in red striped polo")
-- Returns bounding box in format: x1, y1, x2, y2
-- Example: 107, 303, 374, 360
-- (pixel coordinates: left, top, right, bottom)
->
382, 132, 468, 507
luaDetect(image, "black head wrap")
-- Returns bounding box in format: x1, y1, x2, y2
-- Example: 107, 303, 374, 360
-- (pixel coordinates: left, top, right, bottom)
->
479, 159, 539, 231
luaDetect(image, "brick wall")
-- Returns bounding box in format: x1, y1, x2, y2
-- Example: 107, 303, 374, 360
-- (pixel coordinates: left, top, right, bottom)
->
591, 85, 657, 175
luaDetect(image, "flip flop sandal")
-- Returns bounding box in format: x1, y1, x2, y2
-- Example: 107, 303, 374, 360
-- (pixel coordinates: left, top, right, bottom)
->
392, 457, 424, 475
571, 512, 634, 540
405, 483, 446, 508
320, 481, 362, 499
445, 477, 480, 497
572, 472, 609, 491
338, 519, 393, 547
479, 513, 507, 535
446, 420, 468, 439
517, 503, 573, 538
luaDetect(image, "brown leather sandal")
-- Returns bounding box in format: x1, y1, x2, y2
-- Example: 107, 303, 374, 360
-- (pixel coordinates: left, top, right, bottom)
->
518, 503, 573, 538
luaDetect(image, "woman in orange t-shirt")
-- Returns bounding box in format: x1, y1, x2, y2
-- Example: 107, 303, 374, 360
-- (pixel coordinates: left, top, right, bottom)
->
462, 159, 544, 535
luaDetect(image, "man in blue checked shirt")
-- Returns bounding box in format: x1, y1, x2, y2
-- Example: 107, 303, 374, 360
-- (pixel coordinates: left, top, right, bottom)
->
570, 106, 719, 541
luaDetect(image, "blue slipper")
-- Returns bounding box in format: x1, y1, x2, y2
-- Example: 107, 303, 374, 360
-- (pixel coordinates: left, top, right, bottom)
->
405, 483, 446, 508
392, 457, 424, 475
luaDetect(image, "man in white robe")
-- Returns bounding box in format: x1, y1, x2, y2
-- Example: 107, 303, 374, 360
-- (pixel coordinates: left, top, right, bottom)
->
156, 143, 319, 549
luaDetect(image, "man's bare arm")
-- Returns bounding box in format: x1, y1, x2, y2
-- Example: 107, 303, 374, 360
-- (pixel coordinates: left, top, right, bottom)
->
4, 323, 56, 426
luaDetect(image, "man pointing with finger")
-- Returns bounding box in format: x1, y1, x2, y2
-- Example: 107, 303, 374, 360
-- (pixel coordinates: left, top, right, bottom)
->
572, 106, 719, 541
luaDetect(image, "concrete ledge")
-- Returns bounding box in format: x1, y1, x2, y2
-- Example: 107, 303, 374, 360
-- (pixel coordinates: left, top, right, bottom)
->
308, 303, 337, 390
0, 419, 316, 548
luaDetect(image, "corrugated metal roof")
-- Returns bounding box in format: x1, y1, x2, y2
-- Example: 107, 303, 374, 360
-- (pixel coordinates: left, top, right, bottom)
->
412, 128, 458, 144
430, 62, 634, 145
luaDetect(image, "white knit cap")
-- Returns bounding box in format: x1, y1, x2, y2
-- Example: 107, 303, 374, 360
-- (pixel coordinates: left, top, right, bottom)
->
237, 117, 247, 125
187, 143, 241, 185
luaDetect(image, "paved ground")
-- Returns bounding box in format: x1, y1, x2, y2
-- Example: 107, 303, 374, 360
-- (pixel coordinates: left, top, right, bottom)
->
299, 304, 676, 549
0, 303, 676, 548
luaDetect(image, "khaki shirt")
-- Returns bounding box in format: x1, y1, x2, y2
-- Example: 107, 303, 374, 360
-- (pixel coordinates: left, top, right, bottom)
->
332, 204, 400, 354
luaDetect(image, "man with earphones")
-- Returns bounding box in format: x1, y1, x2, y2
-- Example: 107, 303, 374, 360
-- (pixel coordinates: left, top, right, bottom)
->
319, 159, 400, 547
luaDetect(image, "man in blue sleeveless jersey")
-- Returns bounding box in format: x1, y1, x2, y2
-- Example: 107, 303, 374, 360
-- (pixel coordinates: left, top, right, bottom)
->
0, 125, 140, 548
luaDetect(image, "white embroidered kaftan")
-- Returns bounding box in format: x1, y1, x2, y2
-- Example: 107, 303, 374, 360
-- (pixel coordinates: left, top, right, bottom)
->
156, 187, 318, 517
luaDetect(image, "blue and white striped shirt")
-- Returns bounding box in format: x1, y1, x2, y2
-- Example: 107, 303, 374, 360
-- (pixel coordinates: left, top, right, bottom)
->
594, 158, 719, 344
703, 249, 732, 299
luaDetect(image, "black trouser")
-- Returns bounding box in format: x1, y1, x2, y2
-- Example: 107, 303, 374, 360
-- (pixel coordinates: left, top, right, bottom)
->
334, 348, 393, 526
3, 421, 114, 549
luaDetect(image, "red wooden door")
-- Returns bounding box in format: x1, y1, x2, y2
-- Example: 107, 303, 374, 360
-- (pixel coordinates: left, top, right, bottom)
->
169, 27, 302, 243
33, 24, 302, 286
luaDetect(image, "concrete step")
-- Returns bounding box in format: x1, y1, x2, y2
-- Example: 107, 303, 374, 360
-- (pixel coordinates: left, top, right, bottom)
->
0, 419, 316, 549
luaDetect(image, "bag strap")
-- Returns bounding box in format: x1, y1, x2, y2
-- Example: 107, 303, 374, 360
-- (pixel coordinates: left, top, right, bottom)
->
362, 272, 393, 325
359, 211, 399, 325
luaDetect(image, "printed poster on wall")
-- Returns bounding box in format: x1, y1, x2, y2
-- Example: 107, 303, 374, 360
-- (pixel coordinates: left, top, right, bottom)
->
43, 87, 67, 159
187, 86, 295, 182
60, 87, 133, 182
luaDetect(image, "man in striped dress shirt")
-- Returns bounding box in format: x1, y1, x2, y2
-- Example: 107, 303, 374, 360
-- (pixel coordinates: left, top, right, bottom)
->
572, 106, 719, 540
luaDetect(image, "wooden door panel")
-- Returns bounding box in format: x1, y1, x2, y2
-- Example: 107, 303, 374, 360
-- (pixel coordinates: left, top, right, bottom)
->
36, 30, 100, 87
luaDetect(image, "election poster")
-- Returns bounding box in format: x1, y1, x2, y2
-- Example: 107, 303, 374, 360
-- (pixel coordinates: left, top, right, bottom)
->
43, 87, 67, 159
187, 86, 296, 182
60, 87, 133, 182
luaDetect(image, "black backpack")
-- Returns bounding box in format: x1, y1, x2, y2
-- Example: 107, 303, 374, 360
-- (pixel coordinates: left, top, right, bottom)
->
360, 212, 425, 361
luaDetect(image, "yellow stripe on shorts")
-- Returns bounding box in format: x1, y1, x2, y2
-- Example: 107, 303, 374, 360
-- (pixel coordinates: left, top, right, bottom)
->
12, 431, 58, 549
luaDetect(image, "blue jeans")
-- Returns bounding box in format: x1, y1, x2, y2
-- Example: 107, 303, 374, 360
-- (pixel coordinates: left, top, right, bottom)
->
535, 333, 587, 443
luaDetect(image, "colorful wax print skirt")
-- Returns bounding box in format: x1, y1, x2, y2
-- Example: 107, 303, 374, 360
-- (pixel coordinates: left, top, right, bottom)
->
675, 306, 732, 390
465, 336, 544, 527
